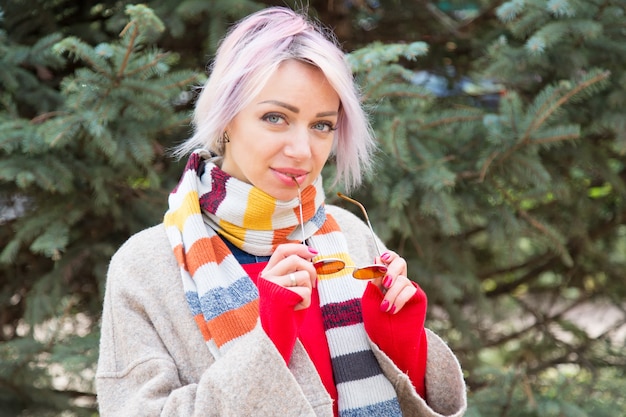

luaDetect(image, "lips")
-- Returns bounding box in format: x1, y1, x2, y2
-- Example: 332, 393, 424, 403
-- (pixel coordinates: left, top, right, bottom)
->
273, 168, 308, 185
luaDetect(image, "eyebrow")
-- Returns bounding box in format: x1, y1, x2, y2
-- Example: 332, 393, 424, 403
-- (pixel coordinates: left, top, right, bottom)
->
259, 100, 338, 118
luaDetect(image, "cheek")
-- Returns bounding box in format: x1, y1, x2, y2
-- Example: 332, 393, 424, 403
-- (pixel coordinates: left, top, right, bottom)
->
317, 140, 335, 163
310, 149, 333, 177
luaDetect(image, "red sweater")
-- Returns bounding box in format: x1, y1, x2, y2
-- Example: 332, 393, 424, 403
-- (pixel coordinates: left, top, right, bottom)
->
244, 262, 427, 416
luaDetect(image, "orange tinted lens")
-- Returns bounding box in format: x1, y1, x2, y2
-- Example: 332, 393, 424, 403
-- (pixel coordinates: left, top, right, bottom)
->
314, 259, 345, 275
352, 265, 387, 280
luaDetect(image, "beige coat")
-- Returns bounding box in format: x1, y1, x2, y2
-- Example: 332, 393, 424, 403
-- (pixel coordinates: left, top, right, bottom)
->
96, 205, 467, 416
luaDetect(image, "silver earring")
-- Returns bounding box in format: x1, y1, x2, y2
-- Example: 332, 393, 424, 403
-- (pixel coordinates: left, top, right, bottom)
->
220, 131, 230, 144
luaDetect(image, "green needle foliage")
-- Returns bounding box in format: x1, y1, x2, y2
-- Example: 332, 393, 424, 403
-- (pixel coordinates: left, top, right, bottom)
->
1, 0, 625, 415
1, 3, 204, 415
342, 1, 626, 415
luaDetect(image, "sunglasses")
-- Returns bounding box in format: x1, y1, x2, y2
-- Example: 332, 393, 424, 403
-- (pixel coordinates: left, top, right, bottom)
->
292, 178, 387, 280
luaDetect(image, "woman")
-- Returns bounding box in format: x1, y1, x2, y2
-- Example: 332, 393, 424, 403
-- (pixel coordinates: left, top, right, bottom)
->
96, 7, 467, 417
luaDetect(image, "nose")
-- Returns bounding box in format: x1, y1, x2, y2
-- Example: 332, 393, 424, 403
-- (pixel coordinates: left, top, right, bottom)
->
284, 127, 312, 160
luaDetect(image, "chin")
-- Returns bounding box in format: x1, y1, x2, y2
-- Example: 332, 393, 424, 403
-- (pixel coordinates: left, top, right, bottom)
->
274, 190, 299, 202
258, 186, 296, 201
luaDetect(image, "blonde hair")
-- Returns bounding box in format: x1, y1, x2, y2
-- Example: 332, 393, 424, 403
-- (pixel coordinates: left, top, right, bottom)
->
177, 7, 375, 190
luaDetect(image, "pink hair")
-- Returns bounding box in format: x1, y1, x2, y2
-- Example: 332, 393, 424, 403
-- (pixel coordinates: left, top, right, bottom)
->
177, 7, 375, 190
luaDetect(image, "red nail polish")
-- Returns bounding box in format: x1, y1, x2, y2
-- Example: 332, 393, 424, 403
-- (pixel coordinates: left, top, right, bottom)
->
381, 252, 391, 262
380, 300, 390, 312
389, 304, 396, 314
308, 247, 319, 254
383, 275, 392, 288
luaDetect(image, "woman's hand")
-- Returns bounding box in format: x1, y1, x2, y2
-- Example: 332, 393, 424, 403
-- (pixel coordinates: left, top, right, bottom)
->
372, 250, 418, 314
259, 243, 319, 310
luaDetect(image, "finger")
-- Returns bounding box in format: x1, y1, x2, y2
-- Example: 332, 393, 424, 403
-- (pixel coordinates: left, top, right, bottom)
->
387, 283, 418, 314
380, 265, 407, 292
289, 260, 318, 289
374, 270, 403, 294
283, 269, 314, 290
379, 250, 396, 265
262, 257, 318, 292
286, 272, 298, 288
265, 243, 318, 269
380, 275, 416, 313
285, 271, 312, 310
370, 251, 397, 289
265, 254, 317, 280
288, 287, 312, 310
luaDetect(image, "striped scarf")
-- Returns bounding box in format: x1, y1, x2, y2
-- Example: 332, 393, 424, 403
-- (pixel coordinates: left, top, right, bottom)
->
164, 150, 402, 416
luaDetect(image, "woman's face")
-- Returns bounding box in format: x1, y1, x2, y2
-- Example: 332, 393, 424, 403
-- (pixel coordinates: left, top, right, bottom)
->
222, 59, 340, 201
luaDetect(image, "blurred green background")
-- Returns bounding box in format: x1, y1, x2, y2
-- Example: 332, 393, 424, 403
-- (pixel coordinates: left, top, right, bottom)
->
1, 0, 625, 415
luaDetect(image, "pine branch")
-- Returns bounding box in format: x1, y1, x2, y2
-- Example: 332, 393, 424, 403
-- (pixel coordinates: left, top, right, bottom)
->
389, 118, 412, 171
479, 292, 594, 354
421, 113, 484, 130
123, 52, 169, 78
117, 21, 140, 79
482, 256, 562, 299
531, 132, 579, 146
478, 71, 608, 180
495, 180, 572, 263
30, 111, 65, 124
479, 205, 626, 299
164, 74, 203, 90
422, 1, 463, 37
53, 38, 113, 78
49, 116, 75, 147
406, 210, 426, 258
362, 80, 431, 102
478, 251, 554, 282
417, 0, 505, 40
522, 70, 611, 141
479, 150, 500, 182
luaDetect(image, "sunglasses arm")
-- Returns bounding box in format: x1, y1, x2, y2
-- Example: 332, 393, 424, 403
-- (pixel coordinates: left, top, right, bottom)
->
337, 192, 384, 257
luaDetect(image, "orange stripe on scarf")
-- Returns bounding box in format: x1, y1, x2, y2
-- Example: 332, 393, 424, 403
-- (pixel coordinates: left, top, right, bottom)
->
186, 235, 229, 276
208, 299, 260, 347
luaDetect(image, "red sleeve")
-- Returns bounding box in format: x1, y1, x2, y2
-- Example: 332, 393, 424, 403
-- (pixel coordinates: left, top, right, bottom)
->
361, 281, 428, 399
243, 263, 307, 364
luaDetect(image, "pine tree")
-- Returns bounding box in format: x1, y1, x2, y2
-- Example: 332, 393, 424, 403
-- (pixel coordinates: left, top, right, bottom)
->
342, 1, 626, 415
0, 3, 205, 414
1, 0, 625, 416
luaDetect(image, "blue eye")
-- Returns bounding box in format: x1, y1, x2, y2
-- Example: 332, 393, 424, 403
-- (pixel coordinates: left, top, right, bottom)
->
313, 121, 336, 132
263, 113, 284, 124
